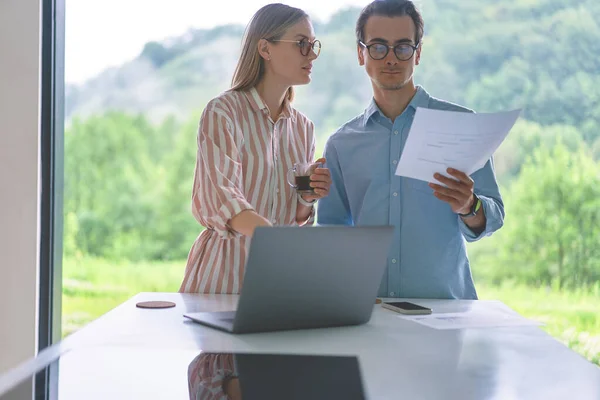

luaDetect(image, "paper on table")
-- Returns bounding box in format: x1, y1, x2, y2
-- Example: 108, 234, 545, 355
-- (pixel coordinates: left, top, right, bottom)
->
397, 309, 542, 330
395, 108, 521, 183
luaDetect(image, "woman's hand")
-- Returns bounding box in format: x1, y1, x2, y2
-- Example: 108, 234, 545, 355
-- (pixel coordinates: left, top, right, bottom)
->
301, 157, 332, 202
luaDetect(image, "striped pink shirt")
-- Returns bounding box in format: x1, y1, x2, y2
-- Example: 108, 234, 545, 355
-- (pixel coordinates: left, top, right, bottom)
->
187, 353, 236, 400
179, 87, 316, 294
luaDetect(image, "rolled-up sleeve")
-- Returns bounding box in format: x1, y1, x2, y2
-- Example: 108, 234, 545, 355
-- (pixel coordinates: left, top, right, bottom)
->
191, 108, 254, 239
459, 157, 505, 241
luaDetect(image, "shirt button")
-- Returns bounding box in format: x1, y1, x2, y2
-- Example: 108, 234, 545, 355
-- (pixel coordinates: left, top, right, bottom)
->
272, 219, 277, 224
275, 188, 280, 193
392, 160, 397, 165
391, 259, 397, 263
393, 192, 398, 197
394, 130, 399, 135
390, 292, 396, 296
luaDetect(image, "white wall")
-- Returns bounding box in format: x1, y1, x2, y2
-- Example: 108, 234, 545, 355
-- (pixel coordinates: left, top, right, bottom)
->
0, 0, 41, 375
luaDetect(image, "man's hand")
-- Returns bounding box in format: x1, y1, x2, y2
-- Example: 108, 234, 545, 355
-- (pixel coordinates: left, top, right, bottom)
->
428, 168, 475, 214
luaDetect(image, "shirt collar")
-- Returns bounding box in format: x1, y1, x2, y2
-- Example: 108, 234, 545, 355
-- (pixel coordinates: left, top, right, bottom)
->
363, 85, 430, 127
363, 98, 381, 124
408, 85, 430, 110
243, 87, 295, 121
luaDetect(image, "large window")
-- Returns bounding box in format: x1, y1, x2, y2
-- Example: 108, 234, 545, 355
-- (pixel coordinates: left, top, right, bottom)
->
56, 0, 600, 366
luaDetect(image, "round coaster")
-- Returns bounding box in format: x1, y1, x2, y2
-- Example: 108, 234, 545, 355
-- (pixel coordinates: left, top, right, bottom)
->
136, 301, 176, 309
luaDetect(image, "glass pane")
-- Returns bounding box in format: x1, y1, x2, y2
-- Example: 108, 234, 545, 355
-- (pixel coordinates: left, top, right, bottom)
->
62, 0, 370, 335
63, 0, 600, 367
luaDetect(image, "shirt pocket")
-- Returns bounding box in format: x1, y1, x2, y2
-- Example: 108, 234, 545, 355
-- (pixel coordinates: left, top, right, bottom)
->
356, 177, 390, 225
405, 177, 435, 195
403, 176, 460, 234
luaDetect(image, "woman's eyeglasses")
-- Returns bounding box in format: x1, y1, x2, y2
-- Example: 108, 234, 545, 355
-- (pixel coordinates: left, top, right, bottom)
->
268, 38, 322, 57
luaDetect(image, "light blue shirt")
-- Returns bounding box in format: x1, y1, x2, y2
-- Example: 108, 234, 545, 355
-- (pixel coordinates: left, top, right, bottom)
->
318, 86, 505, 299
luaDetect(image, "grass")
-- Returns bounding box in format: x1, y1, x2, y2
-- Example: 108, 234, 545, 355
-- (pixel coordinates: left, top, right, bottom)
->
62, 257, 599, 365
477, 282, 600, 365
62, 256, 184, 336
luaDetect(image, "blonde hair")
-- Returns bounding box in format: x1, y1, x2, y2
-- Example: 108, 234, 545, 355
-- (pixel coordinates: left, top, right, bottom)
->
230, 3, 309, 102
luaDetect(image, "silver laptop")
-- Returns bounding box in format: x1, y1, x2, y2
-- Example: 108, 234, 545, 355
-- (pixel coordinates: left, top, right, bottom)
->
183, 225, 394, 334
235, 353, 366, 399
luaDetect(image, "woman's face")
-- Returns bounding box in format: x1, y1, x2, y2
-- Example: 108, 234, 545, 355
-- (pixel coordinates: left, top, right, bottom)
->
264, 18, 320, 86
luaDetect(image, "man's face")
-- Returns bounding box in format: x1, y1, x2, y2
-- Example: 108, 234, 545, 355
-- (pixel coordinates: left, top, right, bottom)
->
358, 15, 421, 91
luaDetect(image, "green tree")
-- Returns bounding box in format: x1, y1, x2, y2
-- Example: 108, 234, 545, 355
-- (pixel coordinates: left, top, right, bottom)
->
152, 113, 204, 260
479, 143, 600, 288
141, 41, 173, 68
493, 120, 585, 184
65, 112, 159, 260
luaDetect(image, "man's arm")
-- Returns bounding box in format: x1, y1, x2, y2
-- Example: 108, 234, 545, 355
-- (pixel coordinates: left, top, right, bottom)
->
460, 158, 505, 241
316, 139, 353, 225
428, 159, 504, 241
459, 199, 486, 233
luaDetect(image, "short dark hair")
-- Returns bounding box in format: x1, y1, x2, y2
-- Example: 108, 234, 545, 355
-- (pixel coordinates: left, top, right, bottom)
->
356, 0, 424, 45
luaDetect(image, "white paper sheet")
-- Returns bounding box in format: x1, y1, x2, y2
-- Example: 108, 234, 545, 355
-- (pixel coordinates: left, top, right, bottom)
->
397, 309, 542, 330
395, 108, 521, 183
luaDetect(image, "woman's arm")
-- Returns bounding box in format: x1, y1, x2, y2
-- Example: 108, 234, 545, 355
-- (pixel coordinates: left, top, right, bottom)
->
229, 209, 272, 237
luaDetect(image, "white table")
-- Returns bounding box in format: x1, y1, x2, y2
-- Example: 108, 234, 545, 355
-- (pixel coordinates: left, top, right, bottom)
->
1, 293, 599, 399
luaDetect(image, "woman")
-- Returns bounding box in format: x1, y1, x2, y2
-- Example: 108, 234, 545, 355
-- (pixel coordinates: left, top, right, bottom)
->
187, 352, 238, 400
179, 4, 331, 294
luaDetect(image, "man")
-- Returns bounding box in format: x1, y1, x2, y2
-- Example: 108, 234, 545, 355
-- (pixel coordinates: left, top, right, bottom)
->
317, 0, 504, 299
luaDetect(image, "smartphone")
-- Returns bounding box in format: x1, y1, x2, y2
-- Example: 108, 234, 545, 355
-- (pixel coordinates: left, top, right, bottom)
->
382, 301, 432, 315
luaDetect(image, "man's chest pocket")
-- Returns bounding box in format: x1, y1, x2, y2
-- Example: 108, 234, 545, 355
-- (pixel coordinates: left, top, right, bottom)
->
405, 177, 435, 195
404, 177, 449, 212
403, 177, 459, 230
355, 177, 390, 225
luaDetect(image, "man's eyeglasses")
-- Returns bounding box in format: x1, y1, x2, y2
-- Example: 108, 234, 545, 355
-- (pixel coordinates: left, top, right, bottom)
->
358, 41, 419, 61
268, 38, 322, 57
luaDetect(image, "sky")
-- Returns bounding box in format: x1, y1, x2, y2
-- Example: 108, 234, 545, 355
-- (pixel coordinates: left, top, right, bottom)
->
65, 0, 369, 84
